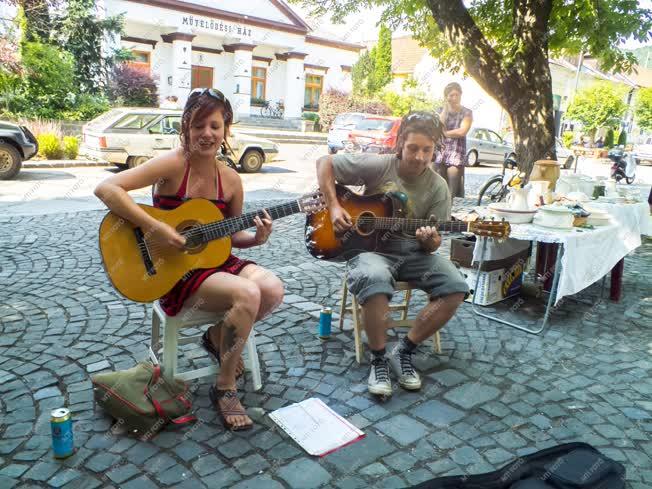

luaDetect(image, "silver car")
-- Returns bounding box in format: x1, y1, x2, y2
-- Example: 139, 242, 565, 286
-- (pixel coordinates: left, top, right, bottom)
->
327, 112, 367, 154
466, 127, 514, 166
81, 108, 279, 173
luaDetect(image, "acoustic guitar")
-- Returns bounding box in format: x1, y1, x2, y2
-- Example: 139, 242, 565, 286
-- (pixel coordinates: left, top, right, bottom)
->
100, 193, 324, 302
305, 184, 510, 261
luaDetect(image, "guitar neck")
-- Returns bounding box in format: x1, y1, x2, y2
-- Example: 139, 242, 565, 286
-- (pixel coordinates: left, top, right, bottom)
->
358, 217, 469, 233
189, 200, 301, 243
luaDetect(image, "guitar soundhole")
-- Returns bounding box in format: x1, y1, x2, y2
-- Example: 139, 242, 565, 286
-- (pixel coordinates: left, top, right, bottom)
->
178, 221, 206, 253
356, 211, 375, 236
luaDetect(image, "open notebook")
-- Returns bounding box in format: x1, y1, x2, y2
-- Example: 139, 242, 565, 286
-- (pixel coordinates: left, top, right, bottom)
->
269, 398, 365, 456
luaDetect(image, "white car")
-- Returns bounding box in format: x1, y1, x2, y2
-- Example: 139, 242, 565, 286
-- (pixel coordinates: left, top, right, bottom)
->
634, 136, 652, 165
81, 108, 279, 173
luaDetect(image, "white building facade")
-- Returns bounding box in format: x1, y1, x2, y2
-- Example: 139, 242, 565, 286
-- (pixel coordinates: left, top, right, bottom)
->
102, 0, 362, 119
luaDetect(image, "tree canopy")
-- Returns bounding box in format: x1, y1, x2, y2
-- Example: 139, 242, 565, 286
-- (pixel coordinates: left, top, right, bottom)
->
291, 0, 651, 174
565, 82, 628, 136
634, 86, 652, 132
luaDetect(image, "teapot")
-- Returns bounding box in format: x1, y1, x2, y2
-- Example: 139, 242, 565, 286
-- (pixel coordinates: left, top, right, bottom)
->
506, 187, 531, 211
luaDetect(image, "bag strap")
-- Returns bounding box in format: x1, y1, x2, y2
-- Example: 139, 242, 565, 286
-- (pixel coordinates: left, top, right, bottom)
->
144, 365, 196, 425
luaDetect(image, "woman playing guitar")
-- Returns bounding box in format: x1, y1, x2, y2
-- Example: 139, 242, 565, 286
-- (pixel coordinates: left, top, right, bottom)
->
95, 88, 284, 430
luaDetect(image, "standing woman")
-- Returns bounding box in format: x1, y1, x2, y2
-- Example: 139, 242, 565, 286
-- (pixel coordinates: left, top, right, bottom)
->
435, 82, 473, 199
95, 89, 284, 430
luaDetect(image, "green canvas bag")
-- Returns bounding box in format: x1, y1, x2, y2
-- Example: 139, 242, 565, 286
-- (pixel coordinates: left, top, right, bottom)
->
91, 362, 196, 439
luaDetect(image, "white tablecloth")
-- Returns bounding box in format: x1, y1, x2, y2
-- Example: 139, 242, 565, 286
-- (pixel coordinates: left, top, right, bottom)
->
588, 201, 652, 237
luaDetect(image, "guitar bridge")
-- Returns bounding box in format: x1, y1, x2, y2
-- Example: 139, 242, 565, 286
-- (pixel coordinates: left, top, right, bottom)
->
134, 228, 156, 276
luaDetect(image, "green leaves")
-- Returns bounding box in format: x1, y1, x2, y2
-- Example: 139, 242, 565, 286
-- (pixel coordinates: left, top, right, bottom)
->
566, 82, 628, 132
634, 87, 652, 132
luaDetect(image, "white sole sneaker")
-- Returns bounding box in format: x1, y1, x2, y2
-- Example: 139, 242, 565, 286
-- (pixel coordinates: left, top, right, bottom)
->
388, 348, 422, 391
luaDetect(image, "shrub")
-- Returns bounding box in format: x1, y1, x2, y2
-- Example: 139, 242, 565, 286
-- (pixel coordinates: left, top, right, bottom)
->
353, 98, 391, 116
318, 89, 354, 129
13, 117, 63, 139
617, 129, 627, 146
37, 133, 64, 159
63, 136, 79, 159
562, 131, 574, 148
382, 90, 438, 117
63, 94, 111, 121
604, 128, 615, 148
302, 111, 319, 122
108, 64, 159, 107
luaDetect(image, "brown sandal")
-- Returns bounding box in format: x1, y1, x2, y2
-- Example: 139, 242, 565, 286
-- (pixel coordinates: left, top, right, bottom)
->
201, 324, 245, 380
209, 385, 253, 431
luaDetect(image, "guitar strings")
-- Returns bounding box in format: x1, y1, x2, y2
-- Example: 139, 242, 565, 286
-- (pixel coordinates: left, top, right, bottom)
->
138, 201, 302, 258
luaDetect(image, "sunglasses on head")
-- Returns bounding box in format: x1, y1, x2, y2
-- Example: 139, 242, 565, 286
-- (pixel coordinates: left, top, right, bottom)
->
405, 112, 437, 122
188, 88, 226, 102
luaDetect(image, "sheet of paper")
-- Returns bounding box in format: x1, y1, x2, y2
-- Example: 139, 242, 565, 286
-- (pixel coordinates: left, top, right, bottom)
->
269, 397, 365, 456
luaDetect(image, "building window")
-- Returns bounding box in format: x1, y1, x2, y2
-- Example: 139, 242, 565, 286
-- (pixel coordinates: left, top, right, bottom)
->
251, 67, 266, 105
191, 66, 213, 89
128, 50, 150, 74
304, 74, 323, 110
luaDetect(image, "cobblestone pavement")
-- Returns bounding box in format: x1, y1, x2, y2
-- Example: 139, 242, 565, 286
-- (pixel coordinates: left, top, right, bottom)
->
1, 198, 652, 489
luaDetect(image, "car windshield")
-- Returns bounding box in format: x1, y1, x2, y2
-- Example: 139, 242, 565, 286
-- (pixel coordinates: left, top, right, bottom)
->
355, 118, 394, 131
333, 114, 364, 127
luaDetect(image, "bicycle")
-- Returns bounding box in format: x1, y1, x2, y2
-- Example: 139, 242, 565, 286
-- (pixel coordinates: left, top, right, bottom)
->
476, 155, 525, 206
260, 100, 284, 119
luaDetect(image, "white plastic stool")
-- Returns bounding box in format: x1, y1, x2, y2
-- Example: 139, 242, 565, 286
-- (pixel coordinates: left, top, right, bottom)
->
149, 300, 262, 391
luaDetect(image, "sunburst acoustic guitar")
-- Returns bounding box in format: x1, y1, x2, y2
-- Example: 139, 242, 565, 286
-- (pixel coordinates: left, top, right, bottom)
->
305, 184, 510, 261
100, 193, 324, 302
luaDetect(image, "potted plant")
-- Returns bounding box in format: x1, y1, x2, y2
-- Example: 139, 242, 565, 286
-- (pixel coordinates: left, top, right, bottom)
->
301, 111, 319, 132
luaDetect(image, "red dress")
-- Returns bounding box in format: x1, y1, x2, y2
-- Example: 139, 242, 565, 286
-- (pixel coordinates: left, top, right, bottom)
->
153, 162, 255, 316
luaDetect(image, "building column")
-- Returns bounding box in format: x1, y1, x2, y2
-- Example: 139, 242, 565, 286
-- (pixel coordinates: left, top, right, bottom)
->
282, 52, 307, 119
224, 44, 255, 120
162, 32, 195, 105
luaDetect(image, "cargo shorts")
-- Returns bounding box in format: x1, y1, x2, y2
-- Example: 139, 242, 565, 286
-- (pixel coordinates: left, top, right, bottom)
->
346, 240, 470, 305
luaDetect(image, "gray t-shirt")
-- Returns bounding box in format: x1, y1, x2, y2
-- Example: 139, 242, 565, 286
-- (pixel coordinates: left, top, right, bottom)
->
331, 153, 451, 247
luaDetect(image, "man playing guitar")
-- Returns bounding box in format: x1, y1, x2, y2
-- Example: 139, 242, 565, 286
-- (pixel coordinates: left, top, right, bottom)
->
316, 112, 469, 397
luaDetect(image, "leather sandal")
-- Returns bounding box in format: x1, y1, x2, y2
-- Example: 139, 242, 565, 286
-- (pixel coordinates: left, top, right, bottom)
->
209, 385, 253, 431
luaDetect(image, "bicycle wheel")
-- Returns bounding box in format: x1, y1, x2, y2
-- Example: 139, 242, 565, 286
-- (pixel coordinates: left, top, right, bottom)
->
261, 105, 272, 118
477, 176, 507, 206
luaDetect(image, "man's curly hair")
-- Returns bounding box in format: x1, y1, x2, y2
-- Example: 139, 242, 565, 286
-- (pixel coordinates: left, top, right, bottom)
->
395, 111, 443, 160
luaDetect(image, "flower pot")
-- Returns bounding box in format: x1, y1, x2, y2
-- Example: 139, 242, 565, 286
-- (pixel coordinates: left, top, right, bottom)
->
301, 120, 315, 132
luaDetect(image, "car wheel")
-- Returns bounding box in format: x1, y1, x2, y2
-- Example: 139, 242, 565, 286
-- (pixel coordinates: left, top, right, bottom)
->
240, 149, 264, 173
0, 142, 22, 180
127, 156, 149, 168
467, 150, 479, 167
563, 156, 574, 170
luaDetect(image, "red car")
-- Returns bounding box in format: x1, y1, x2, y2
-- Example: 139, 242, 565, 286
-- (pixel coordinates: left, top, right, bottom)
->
346, 116, 401, 154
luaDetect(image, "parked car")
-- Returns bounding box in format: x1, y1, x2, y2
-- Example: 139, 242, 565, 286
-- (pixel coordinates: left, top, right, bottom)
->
633, 136, 652, 166
327, 112, 367, 154
81, 108, 279, 173
0, 121, 38, 180
344, 116, 401, 154
503, 132, 574, 169
466, 127, 514, 166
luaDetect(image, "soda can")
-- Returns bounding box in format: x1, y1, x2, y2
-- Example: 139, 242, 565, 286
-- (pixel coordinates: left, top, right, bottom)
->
51, 408, 74, 459
318, 307, 332, 339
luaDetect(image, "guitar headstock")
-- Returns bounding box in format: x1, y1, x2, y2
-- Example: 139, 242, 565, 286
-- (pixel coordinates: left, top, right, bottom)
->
468, 219, 511, 240
298, 191, 326, 215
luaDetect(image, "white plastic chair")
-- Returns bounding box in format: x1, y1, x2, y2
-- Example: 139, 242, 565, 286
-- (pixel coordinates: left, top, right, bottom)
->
149, 300, 262, 391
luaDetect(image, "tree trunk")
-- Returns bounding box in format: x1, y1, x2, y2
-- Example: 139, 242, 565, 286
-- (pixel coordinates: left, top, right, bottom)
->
425, 0, 557, 177
509, 50, 557, 180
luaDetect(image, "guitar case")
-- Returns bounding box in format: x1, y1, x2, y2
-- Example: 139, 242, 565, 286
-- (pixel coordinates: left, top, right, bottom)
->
412, 442, 625, 489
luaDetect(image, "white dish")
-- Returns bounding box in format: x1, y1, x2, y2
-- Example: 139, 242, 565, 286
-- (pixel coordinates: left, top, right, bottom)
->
487, 203, 537, 223
532, 222, 575, 231
539, 204, 574, 213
